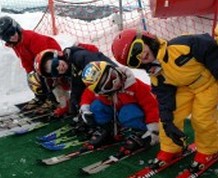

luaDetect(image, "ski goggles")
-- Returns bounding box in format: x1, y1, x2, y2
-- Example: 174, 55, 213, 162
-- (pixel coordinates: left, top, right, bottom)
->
50, 52, 59, 77
96, 67, 121, 95
0, 26, 16, 42
127, 38, 144, 68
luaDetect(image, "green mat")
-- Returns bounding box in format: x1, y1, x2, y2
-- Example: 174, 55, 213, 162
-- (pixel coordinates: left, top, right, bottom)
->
0, 120, 217, 178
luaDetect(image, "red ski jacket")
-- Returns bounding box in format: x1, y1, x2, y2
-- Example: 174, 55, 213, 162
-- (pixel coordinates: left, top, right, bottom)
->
6, 30, 61, 73
80, 67, 159, 124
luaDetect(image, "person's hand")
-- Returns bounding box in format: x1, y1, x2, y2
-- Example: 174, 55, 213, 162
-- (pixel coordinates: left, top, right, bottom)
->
141, 122, 159, 146
69, 104, 79, 117
73, 111, 95, 133
53, 106, 68, 117
78, 111, 95, 126
162, 121, 187, 147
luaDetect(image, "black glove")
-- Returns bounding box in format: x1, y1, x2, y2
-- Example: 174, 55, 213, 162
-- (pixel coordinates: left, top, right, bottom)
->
162, 121, 187, 147
70, 104, 79, 117
74, 111, 95, 134
78, 111, 95, 127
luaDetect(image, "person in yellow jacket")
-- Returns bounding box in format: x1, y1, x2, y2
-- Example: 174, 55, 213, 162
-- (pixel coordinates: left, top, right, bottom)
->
111, 28, 218, 176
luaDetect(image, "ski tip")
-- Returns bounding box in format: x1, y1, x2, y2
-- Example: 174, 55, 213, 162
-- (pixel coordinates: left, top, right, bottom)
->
36, 134, 57, 142
40, 141, 56, 147
36, 158, 47, 165
36, 159, 53, 166
35, 141, 43, 146
14, 129, 29, 135
41, 142, 65, 151
37, 158, 55, 166
36, 136, 42, 141
41, 157, 61, 166
80, 167, 92, 175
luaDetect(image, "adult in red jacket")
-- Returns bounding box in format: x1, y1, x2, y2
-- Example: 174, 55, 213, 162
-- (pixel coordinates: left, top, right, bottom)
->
0, 15, 61, 112
80, 61, 159, 150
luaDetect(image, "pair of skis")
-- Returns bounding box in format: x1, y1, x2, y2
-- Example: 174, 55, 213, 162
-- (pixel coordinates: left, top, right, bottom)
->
0, 101, 50, 126
39, 128, 137, 166
81, 146, 146, 174
40, 135, 147, 175
176, 153, 218, 178
0, 101, 73, 138
128, 143, 196, 178
128, 143, 218, 178
0, 101, 30, 118
37, 123, 88, 151
40, 141, 121, 165
36, 119, 217, 177
81, 143, 217, 177
41, 143, 147, 175
37, 122, 132, 151
0, 107, 38, 121
0, 112, 51, 129
0, 111, 52, 138
0, 101, 46, 121
0, 102, 46, 124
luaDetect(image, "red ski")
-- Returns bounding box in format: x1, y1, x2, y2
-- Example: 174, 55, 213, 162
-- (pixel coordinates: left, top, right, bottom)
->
128, 143, 196, 178
176, 153, 218, 178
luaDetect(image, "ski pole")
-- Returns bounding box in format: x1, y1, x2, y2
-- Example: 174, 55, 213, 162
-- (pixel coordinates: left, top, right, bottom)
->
112, 93, 118, 136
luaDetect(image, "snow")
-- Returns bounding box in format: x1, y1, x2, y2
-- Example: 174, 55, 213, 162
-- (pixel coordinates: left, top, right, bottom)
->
0, 8, 150, 115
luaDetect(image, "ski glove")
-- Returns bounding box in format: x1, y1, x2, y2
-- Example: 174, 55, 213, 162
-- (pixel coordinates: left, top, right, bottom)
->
162, 121, 187, 147
53, 106, 68, 117
70, 103, 79, 117
78, 111, 95, 127
141, 131, 159, 146
74, 111, 95, 133
53, 99, 69, 117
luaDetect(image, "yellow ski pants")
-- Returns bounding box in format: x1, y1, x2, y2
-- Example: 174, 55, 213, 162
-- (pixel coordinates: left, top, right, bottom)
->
159, 82, 218, 154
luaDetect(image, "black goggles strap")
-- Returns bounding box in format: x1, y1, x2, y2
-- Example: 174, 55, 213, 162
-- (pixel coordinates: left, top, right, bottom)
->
51, 58, 59, 77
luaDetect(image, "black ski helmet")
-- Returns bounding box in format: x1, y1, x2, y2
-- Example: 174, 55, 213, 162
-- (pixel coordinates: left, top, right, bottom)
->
0, 16, 21, 42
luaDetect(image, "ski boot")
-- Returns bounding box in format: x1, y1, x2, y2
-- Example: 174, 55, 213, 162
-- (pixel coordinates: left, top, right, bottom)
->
83, 126, 113, 150
34, 98, 57, 115
73, 118, 95, 137
150, 150, 183, 169
177, 152, 218, 178
117, 132, 146, 158
21, 97, 44, 111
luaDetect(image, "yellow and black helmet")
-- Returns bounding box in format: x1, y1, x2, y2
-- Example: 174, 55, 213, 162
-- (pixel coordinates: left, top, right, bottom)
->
82, 61, 123, 95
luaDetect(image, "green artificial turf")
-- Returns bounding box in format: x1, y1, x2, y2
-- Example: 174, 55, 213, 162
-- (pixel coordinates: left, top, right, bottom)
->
0, 119, 217, 178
